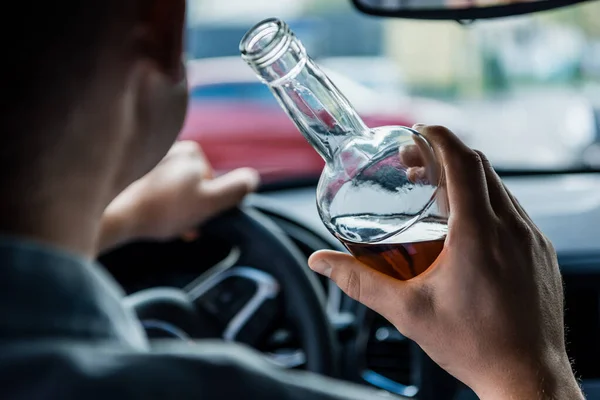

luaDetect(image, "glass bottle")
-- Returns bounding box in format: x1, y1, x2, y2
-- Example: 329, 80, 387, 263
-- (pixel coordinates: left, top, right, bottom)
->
240, 18, 448, 280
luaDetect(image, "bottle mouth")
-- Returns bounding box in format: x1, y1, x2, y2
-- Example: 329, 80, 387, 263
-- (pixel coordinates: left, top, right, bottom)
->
240, 18, 299, 68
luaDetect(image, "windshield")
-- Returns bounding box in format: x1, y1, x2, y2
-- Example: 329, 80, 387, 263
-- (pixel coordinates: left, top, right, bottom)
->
181, 0, 600, 183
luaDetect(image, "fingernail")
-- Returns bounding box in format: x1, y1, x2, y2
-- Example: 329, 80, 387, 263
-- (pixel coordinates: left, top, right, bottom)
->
309, 259, 332, 278
412, 123, 426, 130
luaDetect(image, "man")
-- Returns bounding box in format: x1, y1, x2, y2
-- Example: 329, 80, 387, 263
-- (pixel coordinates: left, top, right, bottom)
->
0, 1, 585, 399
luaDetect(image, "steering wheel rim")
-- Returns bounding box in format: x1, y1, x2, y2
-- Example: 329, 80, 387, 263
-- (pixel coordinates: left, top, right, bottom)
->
126, 207, 338, 376
201, 207, 338, 376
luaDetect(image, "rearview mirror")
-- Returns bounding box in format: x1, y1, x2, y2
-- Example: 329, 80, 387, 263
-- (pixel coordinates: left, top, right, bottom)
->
352, 0, 593, 20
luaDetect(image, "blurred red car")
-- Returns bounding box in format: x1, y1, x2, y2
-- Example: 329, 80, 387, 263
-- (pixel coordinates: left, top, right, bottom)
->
180, 57, 464, 182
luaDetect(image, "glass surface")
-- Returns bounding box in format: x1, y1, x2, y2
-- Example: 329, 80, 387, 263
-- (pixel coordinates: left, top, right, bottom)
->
241, 18, 448, 280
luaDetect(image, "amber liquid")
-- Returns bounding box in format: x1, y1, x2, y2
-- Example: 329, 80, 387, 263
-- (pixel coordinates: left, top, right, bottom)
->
342, 238, 445, 281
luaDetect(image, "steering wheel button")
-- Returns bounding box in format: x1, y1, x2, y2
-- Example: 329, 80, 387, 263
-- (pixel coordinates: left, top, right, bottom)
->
194, 276, 260, 327
217, 290, 234, 305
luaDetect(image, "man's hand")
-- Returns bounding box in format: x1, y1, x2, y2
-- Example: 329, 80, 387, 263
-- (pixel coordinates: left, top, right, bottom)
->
309, 125, 583, 399
99, 141, 259, 253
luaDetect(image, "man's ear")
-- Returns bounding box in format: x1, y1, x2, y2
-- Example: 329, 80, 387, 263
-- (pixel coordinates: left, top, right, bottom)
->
137, 0, 186, 82
112, 0, 188, 190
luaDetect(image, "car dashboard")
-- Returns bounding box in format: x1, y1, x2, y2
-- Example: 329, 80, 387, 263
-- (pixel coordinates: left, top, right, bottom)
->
102, 173, 600, 399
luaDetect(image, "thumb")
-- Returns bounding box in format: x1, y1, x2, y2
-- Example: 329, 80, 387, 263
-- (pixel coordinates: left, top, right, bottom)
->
309, 250, 411, 321
201, 168, 260, 214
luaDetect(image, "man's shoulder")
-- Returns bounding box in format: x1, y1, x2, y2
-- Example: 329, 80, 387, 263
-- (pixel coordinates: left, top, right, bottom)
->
1, 340, 394, 400
0, 340, 244, 399
3, 340, 276, 399
81, 341, 278, 399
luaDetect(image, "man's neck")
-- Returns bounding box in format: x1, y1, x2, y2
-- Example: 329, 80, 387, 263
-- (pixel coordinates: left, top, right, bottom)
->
0, 209, 101, 260
0, 180, 115, 259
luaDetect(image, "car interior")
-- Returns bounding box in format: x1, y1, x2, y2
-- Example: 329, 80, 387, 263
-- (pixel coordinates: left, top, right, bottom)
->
99, 0, 600, 399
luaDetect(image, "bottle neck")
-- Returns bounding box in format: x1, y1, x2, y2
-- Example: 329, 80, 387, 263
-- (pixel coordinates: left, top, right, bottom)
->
270, 58, 370, 162
241, 19, 369, 163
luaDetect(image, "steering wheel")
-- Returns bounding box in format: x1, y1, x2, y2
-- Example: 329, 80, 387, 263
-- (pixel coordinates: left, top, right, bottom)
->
123, 207, 338, 376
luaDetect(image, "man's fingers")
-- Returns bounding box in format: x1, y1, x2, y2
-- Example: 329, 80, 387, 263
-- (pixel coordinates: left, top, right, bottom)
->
400, 145, 431, 185
201, 168, 260, 214
399, 132, 440, 187
502, 182, 535, 226
171, 140, 214, 179
473, 150, 517, 219
309, 250, 416, 325
407, 166, 428, 184
413, 124, 494, 223
474, 150, 535, 227
411, 129, 441, 186
399, 144, 424, 168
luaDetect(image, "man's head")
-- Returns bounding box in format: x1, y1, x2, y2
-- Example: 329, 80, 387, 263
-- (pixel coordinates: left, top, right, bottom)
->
0, 1, 187, 252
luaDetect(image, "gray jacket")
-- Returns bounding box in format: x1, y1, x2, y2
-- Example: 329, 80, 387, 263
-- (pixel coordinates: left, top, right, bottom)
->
0, 238, 397, 399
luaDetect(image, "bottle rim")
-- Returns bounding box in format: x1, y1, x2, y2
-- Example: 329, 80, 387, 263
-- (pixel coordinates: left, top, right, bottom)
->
239, 18, 300, 69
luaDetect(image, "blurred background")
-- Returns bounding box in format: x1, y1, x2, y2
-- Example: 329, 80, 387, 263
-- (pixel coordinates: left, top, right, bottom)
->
180, 0, 600, 182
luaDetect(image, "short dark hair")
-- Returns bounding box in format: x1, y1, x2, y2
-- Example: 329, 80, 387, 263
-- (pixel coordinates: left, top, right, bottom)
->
0, 2, 135, 185
1, 2, 127, 130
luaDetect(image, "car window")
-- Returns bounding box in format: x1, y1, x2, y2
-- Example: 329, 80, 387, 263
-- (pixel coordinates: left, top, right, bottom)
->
182, 0, 600, 182
189, 82, 275, 105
